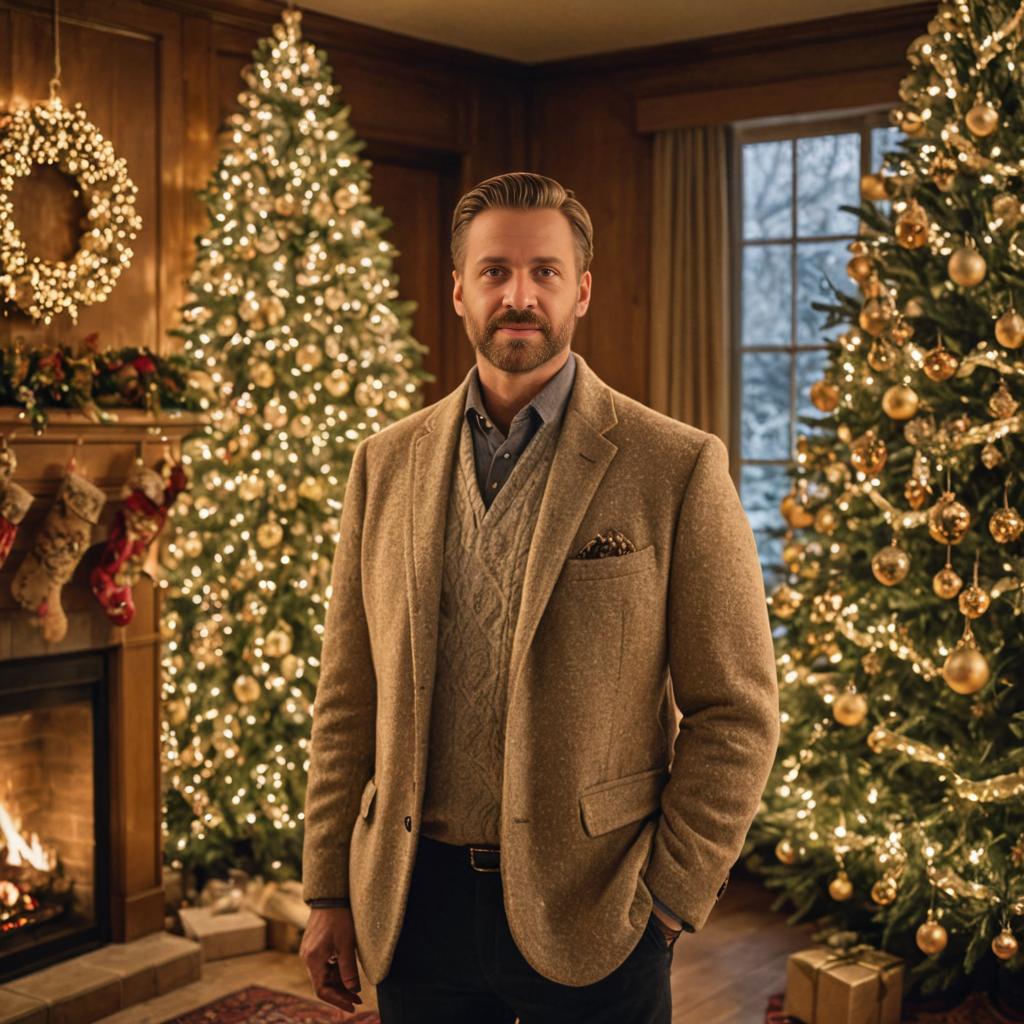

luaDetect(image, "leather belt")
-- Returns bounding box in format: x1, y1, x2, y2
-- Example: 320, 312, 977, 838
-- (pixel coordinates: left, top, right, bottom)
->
468, 845, 501, 872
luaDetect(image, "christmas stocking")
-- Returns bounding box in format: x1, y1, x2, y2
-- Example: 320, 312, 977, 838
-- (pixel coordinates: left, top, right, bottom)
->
12, 470, 106, 643
0, 482, 34, 569
90, 458, 188, 626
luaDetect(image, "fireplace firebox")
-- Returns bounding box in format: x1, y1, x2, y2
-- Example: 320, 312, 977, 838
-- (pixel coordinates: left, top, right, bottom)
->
0, 649, 112, 983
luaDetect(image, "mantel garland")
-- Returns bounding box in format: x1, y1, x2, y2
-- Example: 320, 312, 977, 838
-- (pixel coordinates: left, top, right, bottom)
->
0, 333, 207, 434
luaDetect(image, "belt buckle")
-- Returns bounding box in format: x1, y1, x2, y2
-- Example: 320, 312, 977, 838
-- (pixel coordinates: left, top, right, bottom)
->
468, 846, 500, 873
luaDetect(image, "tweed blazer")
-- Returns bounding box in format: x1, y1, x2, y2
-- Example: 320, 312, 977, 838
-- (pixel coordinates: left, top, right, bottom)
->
301, 349, 780, 987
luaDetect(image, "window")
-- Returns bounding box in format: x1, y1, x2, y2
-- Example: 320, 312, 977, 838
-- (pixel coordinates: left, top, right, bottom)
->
730, 112, 901, 584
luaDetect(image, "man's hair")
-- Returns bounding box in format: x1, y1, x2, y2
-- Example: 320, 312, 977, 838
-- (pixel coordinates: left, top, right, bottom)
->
450, 171, 594, 279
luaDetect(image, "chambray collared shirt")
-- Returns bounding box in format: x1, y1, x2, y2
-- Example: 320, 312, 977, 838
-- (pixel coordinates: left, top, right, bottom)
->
464, 350, 577, 509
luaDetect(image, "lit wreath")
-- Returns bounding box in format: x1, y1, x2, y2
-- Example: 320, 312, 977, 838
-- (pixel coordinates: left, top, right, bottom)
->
0, 99, 142, 324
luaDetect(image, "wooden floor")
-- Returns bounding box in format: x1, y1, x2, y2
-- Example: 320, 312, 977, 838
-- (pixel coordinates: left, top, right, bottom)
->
99, 871, 812, 1024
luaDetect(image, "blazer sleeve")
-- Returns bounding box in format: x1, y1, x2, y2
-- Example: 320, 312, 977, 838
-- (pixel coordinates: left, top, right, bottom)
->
643, 433, 780, 930
301, 436, 377, 902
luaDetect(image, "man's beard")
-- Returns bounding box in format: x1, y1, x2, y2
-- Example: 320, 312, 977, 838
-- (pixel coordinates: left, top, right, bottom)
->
464, 306, 576, 373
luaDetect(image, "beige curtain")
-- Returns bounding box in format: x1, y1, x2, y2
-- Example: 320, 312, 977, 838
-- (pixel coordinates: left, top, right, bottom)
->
649, 125, 733, 457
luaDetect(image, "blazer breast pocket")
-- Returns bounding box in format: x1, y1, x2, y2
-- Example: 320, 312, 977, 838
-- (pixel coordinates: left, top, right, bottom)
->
561, 543, 656, 582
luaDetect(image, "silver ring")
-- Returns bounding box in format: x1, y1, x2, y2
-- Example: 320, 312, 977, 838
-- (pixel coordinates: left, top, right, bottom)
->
326, 953, 338, 964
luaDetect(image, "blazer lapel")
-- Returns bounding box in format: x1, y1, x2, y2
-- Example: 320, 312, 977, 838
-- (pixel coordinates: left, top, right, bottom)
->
404, 352, 619, 794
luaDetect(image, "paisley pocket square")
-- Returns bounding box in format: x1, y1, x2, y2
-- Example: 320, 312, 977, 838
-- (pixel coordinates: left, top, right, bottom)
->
573, 529, 638, 559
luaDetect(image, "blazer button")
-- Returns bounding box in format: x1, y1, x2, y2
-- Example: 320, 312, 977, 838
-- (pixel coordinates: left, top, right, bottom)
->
404, 816, 412, 832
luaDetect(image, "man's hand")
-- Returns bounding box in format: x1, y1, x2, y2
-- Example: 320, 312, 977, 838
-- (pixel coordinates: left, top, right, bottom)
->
300, 906, 363, 1011
651, 903, 684, 946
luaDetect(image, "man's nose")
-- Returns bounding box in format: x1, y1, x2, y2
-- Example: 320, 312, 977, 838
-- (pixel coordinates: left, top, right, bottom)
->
503, 272, 537, 310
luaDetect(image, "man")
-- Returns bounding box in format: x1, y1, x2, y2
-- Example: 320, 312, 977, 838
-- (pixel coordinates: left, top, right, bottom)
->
300, 171, 780, 1022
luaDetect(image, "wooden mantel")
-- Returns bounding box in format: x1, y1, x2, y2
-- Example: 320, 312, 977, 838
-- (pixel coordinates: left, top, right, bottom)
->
0, 405, 207, 943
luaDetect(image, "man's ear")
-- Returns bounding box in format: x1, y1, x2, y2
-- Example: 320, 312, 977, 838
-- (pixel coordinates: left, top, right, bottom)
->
452, 268, 464, 317
576, 270, 592, 317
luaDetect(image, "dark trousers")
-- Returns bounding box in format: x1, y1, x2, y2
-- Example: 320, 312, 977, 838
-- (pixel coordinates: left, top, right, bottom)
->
376, 835, 674, 1024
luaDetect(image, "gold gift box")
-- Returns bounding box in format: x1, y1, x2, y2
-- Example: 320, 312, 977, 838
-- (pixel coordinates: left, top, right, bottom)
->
783, 945, 904, 1024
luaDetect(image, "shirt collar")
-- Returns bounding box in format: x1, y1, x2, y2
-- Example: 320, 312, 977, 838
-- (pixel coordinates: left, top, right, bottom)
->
464, 350, 577, 430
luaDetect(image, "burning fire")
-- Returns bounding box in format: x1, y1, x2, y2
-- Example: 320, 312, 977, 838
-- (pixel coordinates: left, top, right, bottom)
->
0, 803, 53, 872
0, 800, 62, 934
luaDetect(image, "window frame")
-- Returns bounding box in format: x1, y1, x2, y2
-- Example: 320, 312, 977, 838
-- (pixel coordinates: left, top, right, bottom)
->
728, 106, 895, 575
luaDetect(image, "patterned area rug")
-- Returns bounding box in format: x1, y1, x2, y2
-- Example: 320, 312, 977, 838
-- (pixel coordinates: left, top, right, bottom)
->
161, 986, 381, 1023
766, 989, 1024, 1023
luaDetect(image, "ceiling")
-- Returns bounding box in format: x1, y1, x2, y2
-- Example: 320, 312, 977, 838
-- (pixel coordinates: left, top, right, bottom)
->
297, 0, 926, 63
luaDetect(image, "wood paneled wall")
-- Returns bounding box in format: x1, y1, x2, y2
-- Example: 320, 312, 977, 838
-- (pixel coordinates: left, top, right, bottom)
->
1, 0, 934, 409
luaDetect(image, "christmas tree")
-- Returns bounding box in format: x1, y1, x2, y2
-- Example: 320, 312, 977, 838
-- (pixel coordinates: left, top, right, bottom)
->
751, 0, 1024, 1000
159, 6, 430, 886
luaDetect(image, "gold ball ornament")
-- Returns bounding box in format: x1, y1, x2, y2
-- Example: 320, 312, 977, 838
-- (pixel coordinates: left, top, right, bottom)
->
262, 296, 286, 327
948, 247, 987, 287
298, 476, 326, 502
239, 477, 263, 502
872, 541, 911, 586
922, 346, 959, 381
264, 627, 293, 658
217, 315, 238, 337
992, 927, 1019, 961
988, 379, 1020, 420
780, 494, 814, 529
867, 340, 897, 372
280, 653, 300, 680
917, 918, 949, 955
290, 414, 314, 438
859, 297, 891, 336
274, 193, 297, 217
829, 871, 854, 901
810, 380, 840, 412
264, 400, 289, 429
232, 674, 262, 704
981, 443, 1003, 469
904, 296, 926, 318
895, 200, 929, 249
256, 521, 284, 549
872, 878, 898, 906
182, 533, 203, 559
769, 582, 802, 619
814, 506, 838, 534
775, 838, 798, 865
297, 342, 323, 371
251, 360, 275, 388
325, 369, 351, 398
847, 255, 874, 283
861, 173, 888, 201
943, 642, 990, 695
882, 385, 920, 420
928, 493, 971, 545
995, 310, 1024, 349
851, 434, 888, 475
833, 691, 868, 727
958, 584, 991, 619
990, 506, 1024, 543
965, 102, 999, 137
993, 194, 1024, 230
166, 699, 188, 726
933, 565, 963, 599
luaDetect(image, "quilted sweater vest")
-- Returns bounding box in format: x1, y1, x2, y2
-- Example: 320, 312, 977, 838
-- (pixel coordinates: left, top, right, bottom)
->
419, 409, 563, 845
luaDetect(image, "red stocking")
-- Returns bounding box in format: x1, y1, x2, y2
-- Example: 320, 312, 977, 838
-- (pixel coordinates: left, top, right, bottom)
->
90, 458, 188, 626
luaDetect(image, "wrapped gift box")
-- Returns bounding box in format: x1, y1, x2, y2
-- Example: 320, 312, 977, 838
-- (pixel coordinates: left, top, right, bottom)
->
783, 945, 904, 1024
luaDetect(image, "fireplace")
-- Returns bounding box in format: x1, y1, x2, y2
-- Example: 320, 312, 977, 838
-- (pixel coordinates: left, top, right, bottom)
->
0, 649, 112, 983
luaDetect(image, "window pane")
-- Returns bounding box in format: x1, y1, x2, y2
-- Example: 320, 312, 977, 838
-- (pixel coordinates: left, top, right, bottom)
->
743, 140, 792, 240
796, 133, 860, 237
796, 240, 850, 346
741, 351, 791, 461
795, 347, 832, 436
871, 125, 902, 171
742, 244, 792, 347
740, 462, 789, 569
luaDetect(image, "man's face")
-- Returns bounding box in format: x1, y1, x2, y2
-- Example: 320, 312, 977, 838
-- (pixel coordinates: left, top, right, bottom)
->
452, 208, 592, 373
